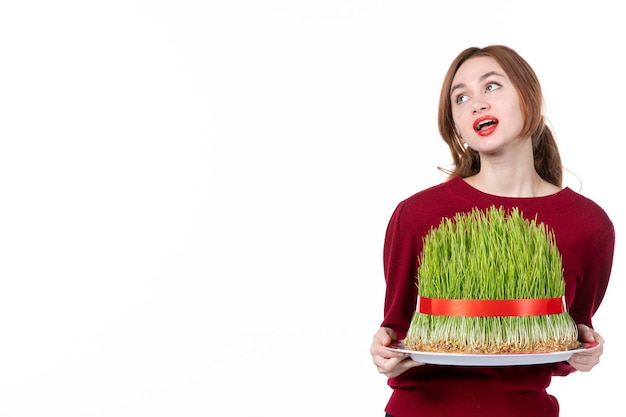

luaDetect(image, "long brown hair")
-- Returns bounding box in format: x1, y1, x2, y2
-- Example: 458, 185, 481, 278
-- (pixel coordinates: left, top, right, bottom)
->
437, 45, 562, 187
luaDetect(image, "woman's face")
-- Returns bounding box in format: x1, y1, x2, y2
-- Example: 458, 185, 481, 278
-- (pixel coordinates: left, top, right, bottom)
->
450, 56, 526, 156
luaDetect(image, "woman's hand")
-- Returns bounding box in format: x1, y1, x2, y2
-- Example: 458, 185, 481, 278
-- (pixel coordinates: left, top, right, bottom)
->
370, 327, 424, 378
567, 324, 604, 372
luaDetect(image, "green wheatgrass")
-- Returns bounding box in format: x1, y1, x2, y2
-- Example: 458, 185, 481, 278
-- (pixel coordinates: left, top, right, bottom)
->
405, 206, 579, 353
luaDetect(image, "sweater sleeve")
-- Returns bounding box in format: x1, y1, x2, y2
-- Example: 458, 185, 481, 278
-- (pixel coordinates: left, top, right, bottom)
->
380, 201, 421, 340
568, 223, 615, 327
552, 208, 615, 377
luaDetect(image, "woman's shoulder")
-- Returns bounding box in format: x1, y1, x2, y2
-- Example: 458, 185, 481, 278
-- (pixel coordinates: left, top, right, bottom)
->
558, 187, 610, 213
558, 188, 614, 226
401, 177, 464, 205
391, 177, 469, 223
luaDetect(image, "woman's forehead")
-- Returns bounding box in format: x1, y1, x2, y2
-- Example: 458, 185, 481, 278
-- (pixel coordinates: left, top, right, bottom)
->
453, 56, 505, 84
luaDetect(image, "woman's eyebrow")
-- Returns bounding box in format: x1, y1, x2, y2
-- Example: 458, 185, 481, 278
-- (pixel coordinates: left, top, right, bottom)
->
450, 71, 506, 95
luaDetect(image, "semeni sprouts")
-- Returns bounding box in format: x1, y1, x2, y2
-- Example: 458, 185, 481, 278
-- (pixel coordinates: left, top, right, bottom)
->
405, 206, 579, 353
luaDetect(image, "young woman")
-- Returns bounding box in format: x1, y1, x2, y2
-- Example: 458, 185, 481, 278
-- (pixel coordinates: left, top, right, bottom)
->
370, 45, 615, 417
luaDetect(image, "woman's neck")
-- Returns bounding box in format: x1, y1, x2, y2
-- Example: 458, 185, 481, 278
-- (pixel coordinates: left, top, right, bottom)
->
465, 159, 561, 198
463, 139, 563, 197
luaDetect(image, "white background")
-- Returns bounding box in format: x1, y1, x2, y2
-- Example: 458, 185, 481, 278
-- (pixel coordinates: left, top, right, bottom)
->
0, 1, 623, 416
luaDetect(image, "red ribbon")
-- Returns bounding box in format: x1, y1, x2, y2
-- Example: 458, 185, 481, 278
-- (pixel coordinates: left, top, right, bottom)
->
417, 296, 565, 317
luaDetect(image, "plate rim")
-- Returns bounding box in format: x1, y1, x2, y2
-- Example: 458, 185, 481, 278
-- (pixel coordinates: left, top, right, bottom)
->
384, 340, 597, 366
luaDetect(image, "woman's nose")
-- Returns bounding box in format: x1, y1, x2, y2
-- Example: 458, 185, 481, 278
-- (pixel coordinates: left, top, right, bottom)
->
472, 100, 489, 113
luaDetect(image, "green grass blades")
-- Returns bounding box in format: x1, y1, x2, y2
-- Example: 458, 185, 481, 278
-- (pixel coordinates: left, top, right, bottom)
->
406, 206, 579, 353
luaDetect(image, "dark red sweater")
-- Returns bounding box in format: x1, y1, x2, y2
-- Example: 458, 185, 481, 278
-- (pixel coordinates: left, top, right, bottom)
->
381, 176, 615, 417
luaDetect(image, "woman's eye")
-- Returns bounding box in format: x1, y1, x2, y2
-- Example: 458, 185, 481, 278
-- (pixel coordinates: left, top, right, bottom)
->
486, 82, 501, 92
456, 94, 469, 104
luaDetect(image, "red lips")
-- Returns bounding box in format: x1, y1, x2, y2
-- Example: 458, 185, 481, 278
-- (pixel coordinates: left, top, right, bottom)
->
473, 116, 499, 137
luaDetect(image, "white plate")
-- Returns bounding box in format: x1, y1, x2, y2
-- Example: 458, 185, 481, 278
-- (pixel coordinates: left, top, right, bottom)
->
385, 340, 597, 366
